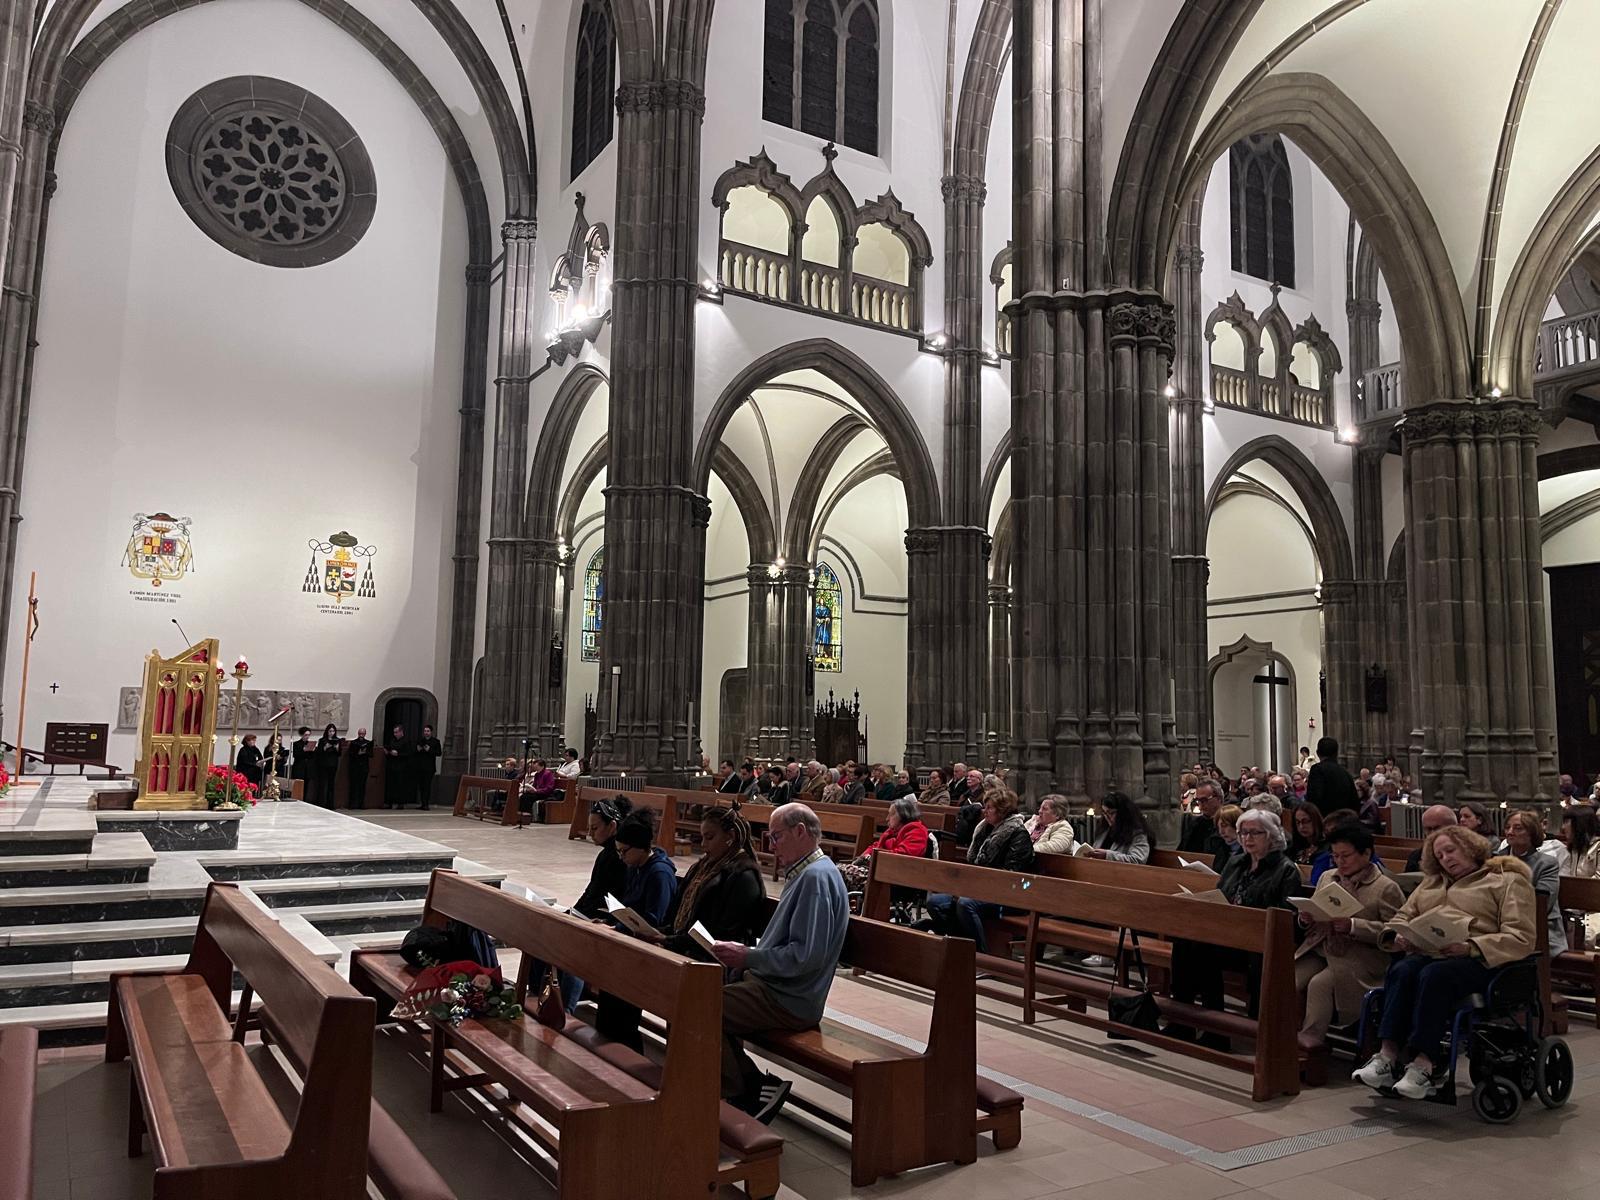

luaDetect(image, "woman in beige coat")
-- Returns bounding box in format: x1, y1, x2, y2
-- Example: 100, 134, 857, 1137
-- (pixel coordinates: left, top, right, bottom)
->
1353, 826, 1536, 1100
1027, 794, 1079, 855
1295, 823, 1403, 1044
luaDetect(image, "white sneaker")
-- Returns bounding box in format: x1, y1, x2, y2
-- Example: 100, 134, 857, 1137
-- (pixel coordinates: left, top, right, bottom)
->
1391, 1065, 1439, 1100
1082, 955, 1110, 967
1352, 1052, 1399, 1090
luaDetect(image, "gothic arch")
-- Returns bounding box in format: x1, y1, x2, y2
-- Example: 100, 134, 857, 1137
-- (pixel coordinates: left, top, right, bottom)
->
784, 415, 873, 562
1204, 292, 1262, 355
980, 433, 1011, 521
1204, 434, 1355, 584
695, 339, 941, 531
808, 449, 902, 563
526, 363, 609, 533
1387, 529, 1407, 583
990, 499, 1014, 586
1170, 73, 1469, 404
950, 0, 1013, 182
856, 191, 933, 268
799, 160, 861, 243
712, 150, 807, 228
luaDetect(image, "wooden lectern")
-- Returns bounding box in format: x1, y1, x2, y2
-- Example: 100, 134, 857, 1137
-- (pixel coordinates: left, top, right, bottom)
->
133, 638, 220, 810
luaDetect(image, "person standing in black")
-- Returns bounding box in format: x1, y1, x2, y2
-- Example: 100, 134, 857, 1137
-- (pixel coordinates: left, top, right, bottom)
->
311, 723, 342, 809
1305, 736, 1359, 816
291, 727, 315, 801
235, 734, 264, 789
383, 723, 411, 809
413, 724, 442, 810
347, 727, 374, 809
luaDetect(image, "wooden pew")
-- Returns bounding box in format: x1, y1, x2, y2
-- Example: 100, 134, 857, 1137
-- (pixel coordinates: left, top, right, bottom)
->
1554, 875, 1600, 1027
105, 883, 377, 1199
741, 901, 1023, 1187
453, 773, 522, 826
0, 1025, 36, 1200
737, 802, 874, 877
349, 872, 780, 1200
862, 854, 1303, 1101
565, 786, 679, 854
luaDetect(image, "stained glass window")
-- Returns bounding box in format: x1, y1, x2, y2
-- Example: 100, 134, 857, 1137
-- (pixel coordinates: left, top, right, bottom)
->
813, 562, 843, 672
582, 548, 604, 662
1229, 134, 1295, 288
571, 0, 616, 181
763, 0, 880, 156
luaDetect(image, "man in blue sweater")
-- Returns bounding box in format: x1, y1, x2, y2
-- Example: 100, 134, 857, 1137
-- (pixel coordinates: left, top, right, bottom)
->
712, 802, 848, 1123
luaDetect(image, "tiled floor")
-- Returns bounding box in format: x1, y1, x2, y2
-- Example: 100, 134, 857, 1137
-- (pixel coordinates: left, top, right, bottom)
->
32, 810, 1600, 1199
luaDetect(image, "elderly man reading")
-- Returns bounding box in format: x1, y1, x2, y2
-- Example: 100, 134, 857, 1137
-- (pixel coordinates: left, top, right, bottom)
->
712, 802, 848, 1124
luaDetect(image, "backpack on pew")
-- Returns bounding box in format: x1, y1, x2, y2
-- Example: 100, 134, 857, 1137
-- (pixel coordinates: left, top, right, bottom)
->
1105, 927, 1161, 1037
400, 920, 500, 971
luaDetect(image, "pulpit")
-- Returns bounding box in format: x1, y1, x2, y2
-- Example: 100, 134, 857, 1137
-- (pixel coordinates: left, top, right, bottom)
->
133, 638, 221, 810
813, 690, 863, 765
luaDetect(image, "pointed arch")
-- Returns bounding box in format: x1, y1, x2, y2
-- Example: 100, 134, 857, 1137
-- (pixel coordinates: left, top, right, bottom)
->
695, 338, 941, 531
1204, 434, 1355, 584
526, 364, 609, 533
784, 414, 872, 561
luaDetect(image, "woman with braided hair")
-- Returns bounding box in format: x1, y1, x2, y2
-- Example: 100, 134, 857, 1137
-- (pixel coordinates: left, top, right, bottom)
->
596, 803, 767, 1049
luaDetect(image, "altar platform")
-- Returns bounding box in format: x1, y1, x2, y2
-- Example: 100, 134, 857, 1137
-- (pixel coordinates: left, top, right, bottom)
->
0, 780, 503, 1044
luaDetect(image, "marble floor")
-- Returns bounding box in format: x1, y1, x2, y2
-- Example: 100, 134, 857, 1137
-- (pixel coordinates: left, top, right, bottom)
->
31, 811, 1600, 1200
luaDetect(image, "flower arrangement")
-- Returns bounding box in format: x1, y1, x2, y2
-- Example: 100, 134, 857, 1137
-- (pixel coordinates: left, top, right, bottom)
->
0, 761, 11, 796
204, 763, 259, 811
390, 960, 522, 1026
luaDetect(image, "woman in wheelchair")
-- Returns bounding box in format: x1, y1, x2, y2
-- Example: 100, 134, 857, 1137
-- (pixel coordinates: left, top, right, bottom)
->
1354, 826, 1536, 1099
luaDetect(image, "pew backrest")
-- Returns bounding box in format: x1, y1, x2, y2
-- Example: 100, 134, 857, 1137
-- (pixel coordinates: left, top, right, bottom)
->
1032, 851, 1218, 894
740, 802, 874, 856
571, 786, 678, 853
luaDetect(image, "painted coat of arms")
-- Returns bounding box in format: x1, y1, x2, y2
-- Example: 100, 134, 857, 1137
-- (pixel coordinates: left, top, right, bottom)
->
122, 512, 194, 587
304, 530, 376, 605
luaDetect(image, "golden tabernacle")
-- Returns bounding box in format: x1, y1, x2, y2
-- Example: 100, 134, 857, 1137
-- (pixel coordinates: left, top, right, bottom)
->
132, 638, 221, 810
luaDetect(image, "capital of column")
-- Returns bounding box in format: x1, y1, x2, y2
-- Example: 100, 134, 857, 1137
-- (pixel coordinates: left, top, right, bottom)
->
1173, 243, 1204, 271
747, 561, 810, 588
465, 262, 493, 286
904, 525, 989, 558
616, 79, 706, 118
1319, 578, 1357, 606
22, 101, 54, 136
501, 218, 538, 244
525, 538, 566, 567
940, 173, 987, 205
1109, 300, 1177, 351
987, 583, 1011, 605
1401, 397, 1542, 448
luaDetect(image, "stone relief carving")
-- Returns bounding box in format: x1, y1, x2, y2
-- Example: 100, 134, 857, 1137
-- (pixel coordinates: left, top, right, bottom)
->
116, 686, 352, 733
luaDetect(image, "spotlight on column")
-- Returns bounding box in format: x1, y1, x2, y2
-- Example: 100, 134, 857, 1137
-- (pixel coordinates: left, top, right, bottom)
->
1490, 386, 1502, 398
1337, 426, 1359, 445
1164, 384, 1177, 398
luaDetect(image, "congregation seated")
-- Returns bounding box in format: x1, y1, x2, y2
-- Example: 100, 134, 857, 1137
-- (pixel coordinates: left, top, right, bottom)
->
1405, 805, 1459, 872
541, 794, 632, 1011
519, 758, 561, 823
1355, 826, 1536, 1098
925, 789, 1033, 954
1177, 781, 1226, 858
1558, 807, 1600, 878
1166, 808, 1299, 1047
710, 803, 849, 1123
556, 746, 582, 779
1503, 809, 1567, 956
1026, 793, 1078, 855
1082, 790, 1152, 864
1295, 823, 1403, 1046
599, 805, 765, 1050
838, 795, 929, 890
1308, 808, 1361, 882
1212, 803, 1244, 872
1457, 800, 1492, 836
920, 767, 951, 808
1288, 801, 1325, 867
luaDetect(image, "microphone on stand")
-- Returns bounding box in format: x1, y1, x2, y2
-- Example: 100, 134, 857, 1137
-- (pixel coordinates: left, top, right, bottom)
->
170, 617, 194, 646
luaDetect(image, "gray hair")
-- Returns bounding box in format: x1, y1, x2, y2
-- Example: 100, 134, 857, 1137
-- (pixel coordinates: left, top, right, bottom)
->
1237, 808, 1288, 850
772, 803, 821, 839
890, 795, 922, 824
1038, 793, 1068, 820
1245, 793, 1283, 817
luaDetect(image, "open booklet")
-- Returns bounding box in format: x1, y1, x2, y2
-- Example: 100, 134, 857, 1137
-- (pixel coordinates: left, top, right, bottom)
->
1397, 909, 1471, 956
604, 893, 659, 937
687, 921, 719, 957
1176, 883, 1230, 903
1287, 877, 1365, 922
1176, 856, 1219, 876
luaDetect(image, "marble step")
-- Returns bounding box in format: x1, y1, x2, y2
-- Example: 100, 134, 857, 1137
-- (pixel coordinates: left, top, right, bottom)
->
204, 851, 459, 883
0, 915, 198, 966
279, 899, 425, 938
248, 866, 506, 910
0, 810, 98, 857
0, 833, 155, 888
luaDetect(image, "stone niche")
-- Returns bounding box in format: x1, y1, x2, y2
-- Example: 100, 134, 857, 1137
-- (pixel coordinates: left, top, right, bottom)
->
116, 687, 353, 734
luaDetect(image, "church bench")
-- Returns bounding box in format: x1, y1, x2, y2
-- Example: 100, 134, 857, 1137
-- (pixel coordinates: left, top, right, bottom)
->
349, 871, 771, 1200
862, 854, 1304, 1101
104, 882, 376, 1199
1554, 875, 1600, 1028
0, 1025, 37, 1200
452, 773, 521, 826
565, 786, 679, 853
736, 802, 874, 876
743, 900, 1022, 1188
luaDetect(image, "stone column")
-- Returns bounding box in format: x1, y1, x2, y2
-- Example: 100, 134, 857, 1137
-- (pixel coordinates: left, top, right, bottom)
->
744, 561, 813, 762
1347, 288, 1392, 766
0, 99, 55, 676
1170, 200, 1209, 765
517, 537, 566, 759
1403, 398, 1556, 802
1319, 577, 1363, 758
0, 3, 36, 294
1010, 0, 1176, 813
904, 526, 988, 773
1385, 573, 1412, 765
985, 583, 1011, 766
477, 219, 540, 761
594, 79, 709, 780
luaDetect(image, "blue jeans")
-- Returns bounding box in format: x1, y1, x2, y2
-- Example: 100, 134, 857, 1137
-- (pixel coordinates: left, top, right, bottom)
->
926, 893, 1003, 955
1377, 953, 1492, 1061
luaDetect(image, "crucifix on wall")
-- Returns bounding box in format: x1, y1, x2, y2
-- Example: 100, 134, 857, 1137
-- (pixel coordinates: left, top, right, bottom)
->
1253, 661, 1292, 773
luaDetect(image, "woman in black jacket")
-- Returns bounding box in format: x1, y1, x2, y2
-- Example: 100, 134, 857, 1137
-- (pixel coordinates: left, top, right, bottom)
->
1166, 808, 1301, 1048
571, 796, 633, 918
925, 789, 1034, 953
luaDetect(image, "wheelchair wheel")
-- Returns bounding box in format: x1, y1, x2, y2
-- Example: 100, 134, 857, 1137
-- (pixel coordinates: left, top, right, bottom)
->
1471, 1075, 1521, 1124
1534, 1037, 1574, 1109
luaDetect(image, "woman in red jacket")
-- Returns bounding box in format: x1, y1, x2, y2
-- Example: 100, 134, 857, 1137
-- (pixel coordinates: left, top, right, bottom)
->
838, 796, 930, 891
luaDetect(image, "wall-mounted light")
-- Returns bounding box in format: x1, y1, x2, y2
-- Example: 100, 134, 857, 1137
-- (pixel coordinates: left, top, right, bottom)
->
1337, 426, 1360, 445
1490, 386, 1502, 399
1164, 384, 1177, 399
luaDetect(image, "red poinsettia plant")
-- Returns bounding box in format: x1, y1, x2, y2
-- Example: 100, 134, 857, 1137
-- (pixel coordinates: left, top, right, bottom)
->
0, 761, 11, 796
204, 763, 258, 811
390, 960, 522, 1026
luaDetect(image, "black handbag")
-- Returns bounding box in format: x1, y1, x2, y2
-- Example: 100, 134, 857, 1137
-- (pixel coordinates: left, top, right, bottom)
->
1105, 926, 1161, 1037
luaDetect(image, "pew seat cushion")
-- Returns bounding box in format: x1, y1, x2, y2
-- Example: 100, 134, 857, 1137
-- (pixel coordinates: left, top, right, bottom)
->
563, 1023, 783, 1159
447, 1018, 658, 1116
975, 1076, 1023, 1116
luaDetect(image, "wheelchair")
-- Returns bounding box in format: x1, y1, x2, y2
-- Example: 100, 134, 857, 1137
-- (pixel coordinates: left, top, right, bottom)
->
1357, 957, 1574, 1124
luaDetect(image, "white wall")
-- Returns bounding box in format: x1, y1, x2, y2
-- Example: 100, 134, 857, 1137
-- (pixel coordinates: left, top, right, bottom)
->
8, 0, 467, 766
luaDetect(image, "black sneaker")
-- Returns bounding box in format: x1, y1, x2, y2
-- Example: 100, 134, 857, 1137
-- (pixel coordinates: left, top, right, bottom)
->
752, 1074, 792, 1125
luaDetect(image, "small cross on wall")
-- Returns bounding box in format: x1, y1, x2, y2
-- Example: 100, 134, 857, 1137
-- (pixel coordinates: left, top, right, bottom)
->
49, 682, 59, 693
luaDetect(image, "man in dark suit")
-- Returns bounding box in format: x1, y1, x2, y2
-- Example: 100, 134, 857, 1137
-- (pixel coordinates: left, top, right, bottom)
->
413, 724, 442, 810
347, 727, 374, 808
1305, 736, 1358, 816
1177, 782, 1228, 858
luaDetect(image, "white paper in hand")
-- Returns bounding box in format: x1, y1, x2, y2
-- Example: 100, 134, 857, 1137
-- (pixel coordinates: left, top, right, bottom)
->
687, 921, 719, 957
1178, 884, 1230, 903
1177, 856, 1219, 876
1403, 910, 1469, 955
604, 893, 657, 937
